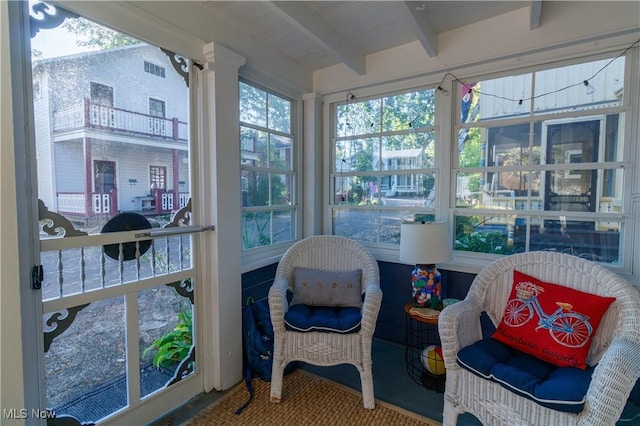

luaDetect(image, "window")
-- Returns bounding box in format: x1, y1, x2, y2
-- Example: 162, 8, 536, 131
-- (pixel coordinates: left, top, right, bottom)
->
150, 165, 166, 196
90, 81, 113, 106
453, 56, 629, 267
239, 81, 295, 250
144, 60, 166, 78
94, 160, 116, 193
149, 98, 166, 118
330, 89, 438, 244
149, 97, 166, 135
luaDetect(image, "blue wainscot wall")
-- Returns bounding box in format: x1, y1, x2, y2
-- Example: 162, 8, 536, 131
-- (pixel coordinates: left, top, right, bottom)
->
241, 261, 476, 345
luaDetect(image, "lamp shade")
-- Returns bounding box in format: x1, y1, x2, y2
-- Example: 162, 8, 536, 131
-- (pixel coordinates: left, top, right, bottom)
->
399, 221, 452, 265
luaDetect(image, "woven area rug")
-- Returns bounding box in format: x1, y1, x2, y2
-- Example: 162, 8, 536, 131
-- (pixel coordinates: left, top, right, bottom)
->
181, 370, 440, 425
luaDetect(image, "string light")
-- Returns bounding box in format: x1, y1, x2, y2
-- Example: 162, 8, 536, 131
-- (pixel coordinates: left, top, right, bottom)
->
462, 89, 472, 103
514, 99, 524, 115
340, 37, 639, 132
583, 80, 596, 95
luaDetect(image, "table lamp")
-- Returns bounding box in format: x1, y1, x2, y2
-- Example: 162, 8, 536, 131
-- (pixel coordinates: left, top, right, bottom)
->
399, 221, 452, 309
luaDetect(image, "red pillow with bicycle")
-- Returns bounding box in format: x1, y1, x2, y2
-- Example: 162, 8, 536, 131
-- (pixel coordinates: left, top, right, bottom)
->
493, 270, 616, 369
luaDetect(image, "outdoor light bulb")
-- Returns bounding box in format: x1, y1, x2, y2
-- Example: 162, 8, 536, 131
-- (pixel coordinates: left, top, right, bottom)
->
462, 90, 471, 103
514, 99, 524, 114
583, 80, 595, 95
437, 86, 449, 96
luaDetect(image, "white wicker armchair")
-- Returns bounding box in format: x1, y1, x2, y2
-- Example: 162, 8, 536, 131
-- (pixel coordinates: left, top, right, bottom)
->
439, 251, 640, 426
268, 235, 383, 409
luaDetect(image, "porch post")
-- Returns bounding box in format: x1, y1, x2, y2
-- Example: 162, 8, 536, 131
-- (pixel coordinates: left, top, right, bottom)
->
84, 137, 92, 217
200, 42, 245, 392
173, 149, 179, 210
302, 92, 324, 237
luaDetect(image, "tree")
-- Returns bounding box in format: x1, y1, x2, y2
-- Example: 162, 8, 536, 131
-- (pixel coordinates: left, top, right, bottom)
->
63, 18, 140, 49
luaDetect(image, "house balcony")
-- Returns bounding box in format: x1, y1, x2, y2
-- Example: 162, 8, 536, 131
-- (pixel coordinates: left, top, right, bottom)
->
52, 99, 188, 145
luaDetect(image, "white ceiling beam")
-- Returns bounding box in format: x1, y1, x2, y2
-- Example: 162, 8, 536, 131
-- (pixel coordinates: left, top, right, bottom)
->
403, 1, 437, 57
268, 1, 366, 75
530, 0, 542, 30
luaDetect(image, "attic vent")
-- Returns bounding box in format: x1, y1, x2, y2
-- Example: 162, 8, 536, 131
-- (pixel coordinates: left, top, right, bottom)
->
144, 61, 166, 78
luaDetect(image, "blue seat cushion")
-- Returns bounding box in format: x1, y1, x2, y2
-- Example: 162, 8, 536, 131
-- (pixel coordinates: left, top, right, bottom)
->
284, 304, 361, 333
457, 338, 594, 413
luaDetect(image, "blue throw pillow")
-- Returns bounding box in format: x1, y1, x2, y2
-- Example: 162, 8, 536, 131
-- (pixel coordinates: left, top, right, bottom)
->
284, 304, 361, 333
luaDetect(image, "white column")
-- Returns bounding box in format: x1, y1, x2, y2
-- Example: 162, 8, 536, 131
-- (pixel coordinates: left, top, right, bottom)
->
302, 92, 324, 237
199, 42, 246, 391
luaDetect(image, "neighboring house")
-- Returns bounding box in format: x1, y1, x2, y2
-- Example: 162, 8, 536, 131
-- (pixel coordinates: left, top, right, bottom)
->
32, 44, 190, 225
376, 148, 428, 196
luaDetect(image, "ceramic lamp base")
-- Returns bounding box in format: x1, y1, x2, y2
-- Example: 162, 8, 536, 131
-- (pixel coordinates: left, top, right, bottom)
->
411, 264, 442, 309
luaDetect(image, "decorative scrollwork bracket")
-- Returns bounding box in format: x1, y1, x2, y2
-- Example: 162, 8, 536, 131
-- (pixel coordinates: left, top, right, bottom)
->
39, 200, 88, 238
43, 304, 90, 352
30, 2, 79, 38
164, 198, 192, 228
160, 48, 189, 87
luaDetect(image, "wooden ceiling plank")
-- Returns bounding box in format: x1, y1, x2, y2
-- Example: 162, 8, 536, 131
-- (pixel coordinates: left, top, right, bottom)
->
403, 1, 438, 57
530, 0, 542, 30
269, 1, 366, 75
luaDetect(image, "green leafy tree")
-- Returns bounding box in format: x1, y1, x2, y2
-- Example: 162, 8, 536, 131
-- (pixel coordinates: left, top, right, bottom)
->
63, 18, 140, 49
459, 127, 482, 194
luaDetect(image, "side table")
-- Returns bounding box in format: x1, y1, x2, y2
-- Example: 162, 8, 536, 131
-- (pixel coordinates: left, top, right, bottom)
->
404, 302, 446, 393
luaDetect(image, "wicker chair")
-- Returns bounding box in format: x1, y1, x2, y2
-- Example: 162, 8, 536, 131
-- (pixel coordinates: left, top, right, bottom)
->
439, 251, 640, 426
268, 235, 383, 409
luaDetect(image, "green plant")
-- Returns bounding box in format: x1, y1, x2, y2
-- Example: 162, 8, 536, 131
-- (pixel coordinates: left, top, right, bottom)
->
143, 297, 193, 369
242, 212, 271, 249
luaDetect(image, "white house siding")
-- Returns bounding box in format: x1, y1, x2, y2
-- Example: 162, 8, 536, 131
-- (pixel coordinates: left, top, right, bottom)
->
36, 45, 188, 122
479, 60, 625, 120
33, 44, 190, 216
54, 141, 84, 193
113, 143, 181, 211
33, 68, 56, 210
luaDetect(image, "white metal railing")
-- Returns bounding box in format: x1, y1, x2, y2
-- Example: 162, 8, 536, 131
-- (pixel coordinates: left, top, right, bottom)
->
161, 193, 173, 211
57, 193, 86, 214
92, 194, 111, 214
178, 193, 190, 209
52, 103, 85, 131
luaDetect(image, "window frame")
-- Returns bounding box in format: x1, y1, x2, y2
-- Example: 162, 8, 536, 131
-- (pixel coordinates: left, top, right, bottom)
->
148, 97, 166, 118
323, 49, 637, 274
238, 78, 300, 268
451, 51, 635, 272
326, 84, 449, 254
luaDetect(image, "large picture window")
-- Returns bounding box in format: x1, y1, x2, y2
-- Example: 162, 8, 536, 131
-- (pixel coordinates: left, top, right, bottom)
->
454, 56, 629, 266
239, 81, 296, 249
331, 89, 438, 244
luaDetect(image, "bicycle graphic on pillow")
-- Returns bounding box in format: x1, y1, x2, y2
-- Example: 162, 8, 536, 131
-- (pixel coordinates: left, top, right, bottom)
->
503, 281, 593, 348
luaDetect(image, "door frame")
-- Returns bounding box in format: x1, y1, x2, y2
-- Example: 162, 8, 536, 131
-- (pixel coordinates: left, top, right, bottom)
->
7, 2, 215, 424
541, 115, 604, 214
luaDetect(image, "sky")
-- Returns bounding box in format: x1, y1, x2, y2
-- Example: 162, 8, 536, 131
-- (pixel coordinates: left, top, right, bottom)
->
31, 25, 94, 59
29, 0, 96, 60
